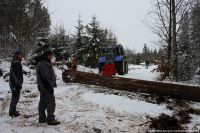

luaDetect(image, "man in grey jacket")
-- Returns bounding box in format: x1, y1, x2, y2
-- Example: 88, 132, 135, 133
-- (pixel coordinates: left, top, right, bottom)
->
36, 50, 60, 125
9, 49, 23, 117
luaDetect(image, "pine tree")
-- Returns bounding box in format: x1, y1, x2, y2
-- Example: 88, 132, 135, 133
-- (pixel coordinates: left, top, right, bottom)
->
191, 1, 200, 78
0, 0, 51, 58
143, 43, 148, 60
100, 29, 109, 47
153, 49, 158, 60
49, 26, 69, 62
177, 11, 193, 81
74, 15, 86, 64
85, 16, 103, 68
106, 29, 118, 46
30, 36, 50, 65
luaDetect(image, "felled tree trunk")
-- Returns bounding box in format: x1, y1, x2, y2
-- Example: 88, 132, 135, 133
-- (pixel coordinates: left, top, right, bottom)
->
63, 70, 200, 102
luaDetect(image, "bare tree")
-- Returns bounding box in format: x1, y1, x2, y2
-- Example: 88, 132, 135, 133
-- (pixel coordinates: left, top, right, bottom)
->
146, 0, 195, 81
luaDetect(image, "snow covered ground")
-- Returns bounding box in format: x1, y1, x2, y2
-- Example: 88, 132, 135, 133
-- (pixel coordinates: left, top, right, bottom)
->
82, 92, 172, 117
77, 65, 98, 74
0, 76, 153, 133
117, 64, 161, 81
77, 64, 160, 81
78, 63, 200, 86
0, 61, 200, 132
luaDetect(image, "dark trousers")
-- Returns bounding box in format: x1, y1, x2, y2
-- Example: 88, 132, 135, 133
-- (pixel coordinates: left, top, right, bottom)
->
38, 90, 56, 122
9, 87, 21, 114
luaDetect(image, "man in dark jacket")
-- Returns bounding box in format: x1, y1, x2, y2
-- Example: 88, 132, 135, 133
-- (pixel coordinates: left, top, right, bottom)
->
36, 50, 60, 125
9, 49, 23, 117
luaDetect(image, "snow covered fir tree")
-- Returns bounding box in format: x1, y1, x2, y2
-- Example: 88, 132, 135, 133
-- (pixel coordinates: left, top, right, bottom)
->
73, 15, 118, 68
49, 26, 69, 62
74, 16, 87, 65
84, 16, 103, 68
177, 11, 193, 81
30, 37, 50, 65
0, 0, 51, 58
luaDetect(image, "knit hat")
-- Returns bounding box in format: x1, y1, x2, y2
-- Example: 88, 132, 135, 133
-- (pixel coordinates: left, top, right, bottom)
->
15, 48, 23, 55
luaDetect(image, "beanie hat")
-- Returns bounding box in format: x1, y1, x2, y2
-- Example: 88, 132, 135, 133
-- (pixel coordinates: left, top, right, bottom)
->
15, 48, 23, 55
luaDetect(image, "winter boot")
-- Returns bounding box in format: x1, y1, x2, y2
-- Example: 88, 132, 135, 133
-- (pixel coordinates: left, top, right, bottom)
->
9, 111, 20, 118
47, 119, 61, 126
39, 118, 47, 123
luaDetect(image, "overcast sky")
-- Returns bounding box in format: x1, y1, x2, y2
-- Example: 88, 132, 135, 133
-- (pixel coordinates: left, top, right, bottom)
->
47, 0, 158, 52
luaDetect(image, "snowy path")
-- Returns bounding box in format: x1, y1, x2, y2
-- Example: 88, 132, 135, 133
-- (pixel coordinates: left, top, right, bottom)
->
0, 80, 150, 133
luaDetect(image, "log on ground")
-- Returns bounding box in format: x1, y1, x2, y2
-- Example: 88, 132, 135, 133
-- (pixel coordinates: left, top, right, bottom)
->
62, 70, 200, 102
